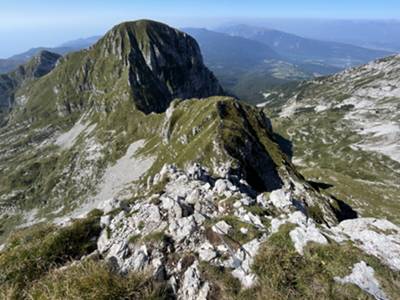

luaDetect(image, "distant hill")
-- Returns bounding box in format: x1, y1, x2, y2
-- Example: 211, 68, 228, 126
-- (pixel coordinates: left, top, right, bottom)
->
0, 36, 101, 74
250, 19, 400, 52
58, 36, 101, 48
217, 24, 392, 68
183, 28, 281, 68
184, 28, 340, 104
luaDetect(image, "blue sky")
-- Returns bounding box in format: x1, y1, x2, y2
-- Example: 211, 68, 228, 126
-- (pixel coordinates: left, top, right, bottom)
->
1, 0, 400, 57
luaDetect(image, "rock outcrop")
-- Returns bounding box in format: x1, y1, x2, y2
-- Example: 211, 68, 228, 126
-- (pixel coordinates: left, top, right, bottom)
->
94, 163, 400, 298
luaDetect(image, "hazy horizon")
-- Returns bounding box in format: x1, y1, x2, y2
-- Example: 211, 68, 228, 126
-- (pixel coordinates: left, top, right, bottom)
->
2, 0, 400, 57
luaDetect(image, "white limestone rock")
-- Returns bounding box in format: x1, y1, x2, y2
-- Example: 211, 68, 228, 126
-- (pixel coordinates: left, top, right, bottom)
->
240, 227, 249, 234
229, 238, 263, 288
289, 223, 328, 255
100, 215, 112, 228
186, 189, 201, 205
214, 179, 236, 195
269, 189, 292, 210
212, 220, 232, 235
335, 261, 388, 300
333, 218, 400, 271
98, 198, 121, 214
119, 245, 149, 273
198, 242, 217, 262
168, 216, 197, 243
256, 193, 269, 207
271, 211, 308, 233
178, 261, 210, 300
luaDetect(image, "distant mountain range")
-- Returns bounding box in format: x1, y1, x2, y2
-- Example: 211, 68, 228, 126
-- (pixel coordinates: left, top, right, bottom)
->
184, 26, 390, 103
241, 19, 400, 52
0, 36, 101, 74
217, 24, 392, 68
183, 28, 312, 103
0, 24, 394, 105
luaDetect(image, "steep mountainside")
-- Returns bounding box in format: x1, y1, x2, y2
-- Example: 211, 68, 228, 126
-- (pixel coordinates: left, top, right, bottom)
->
218, 24, 392, 69
264, 55, 400, 224
0, 20, 399, 300
0, 50, 61, 124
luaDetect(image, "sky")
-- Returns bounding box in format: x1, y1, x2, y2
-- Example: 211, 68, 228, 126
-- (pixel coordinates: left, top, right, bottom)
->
1, 0, 400, 57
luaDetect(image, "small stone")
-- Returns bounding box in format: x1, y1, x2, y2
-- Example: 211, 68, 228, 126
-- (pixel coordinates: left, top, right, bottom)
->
193, 212, 206, 226
240, 197, 254, 206
212, 221, 232, 235
232, 269, 257, 288
177, 261, 209, 300
289, 224, 328, 255
100, 215, 112, 228
228, 184, 238, 192
224, 191, 233, 198
233, 201, 242, 208
217, 244, 229, 253
186, 189, 201, 204
202, 183, 211, 191
335, 261, 388, 300
121, 245, 149, 273
256, 193, 268, 207
269, 189, 292, 210
240, 227, 249, 234
230, 239, 262, 287
169, 216, 197, 242
198, 242, 217, 262
98, 198, 119, 214
214, 179, 228, 194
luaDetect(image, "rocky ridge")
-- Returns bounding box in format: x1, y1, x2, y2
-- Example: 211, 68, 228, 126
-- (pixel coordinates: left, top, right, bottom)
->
93, 163, 400, 299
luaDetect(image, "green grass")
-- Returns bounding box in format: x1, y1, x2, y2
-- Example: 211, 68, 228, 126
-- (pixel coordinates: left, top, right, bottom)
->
26, 260, 172, 300
204, 215, 264, 250
200, 223, 400, 299
0, 210, 102, 296
271, 107, 400, 224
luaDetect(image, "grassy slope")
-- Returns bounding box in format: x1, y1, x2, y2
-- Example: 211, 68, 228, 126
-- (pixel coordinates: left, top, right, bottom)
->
264, 64, 400, 224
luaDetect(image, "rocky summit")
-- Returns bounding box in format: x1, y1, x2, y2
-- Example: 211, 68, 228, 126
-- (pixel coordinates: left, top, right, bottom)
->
0, 20, 399, 300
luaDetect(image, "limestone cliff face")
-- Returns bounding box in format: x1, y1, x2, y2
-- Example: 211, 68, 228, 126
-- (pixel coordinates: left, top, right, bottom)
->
101, 20, 225, 113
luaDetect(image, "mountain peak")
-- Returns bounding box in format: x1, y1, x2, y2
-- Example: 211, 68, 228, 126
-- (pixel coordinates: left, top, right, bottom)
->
16, 50, 61, 79
13, 19, 224, 119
